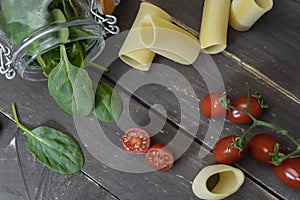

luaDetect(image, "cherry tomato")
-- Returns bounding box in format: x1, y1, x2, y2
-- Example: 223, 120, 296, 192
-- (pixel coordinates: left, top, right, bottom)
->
145, 144, 174, 171
273, 157, 300, 190
227, 96, 263, 124
200, 92, 228, 118
248, 133, 282, 164
122, 128, 151, 154
213, 135, 246, 164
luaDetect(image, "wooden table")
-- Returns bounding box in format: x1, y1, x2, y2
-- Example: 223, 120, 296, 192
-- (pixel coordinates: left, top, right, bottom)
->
0, 0, 299, 199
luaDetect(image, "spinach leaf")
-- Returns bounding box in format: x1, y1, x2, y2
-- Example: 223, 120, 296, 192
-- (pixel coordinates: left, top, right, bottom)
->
48, 0, 86, 20
93, 82, 122, 122
48, 45, 94, 116
39, 47, 61, 76
0, 0, 51, 45
50, 8, 69, 43
35, 41, 86, 77
66, 41, 86, 68
12, 104, 84, 174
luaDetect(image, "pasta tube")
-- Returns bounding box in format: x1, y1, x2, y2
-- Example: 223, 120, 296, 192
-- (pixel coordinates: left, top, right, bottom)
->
118, 2, 172, 71
139, 15, 201, 65
229, 0, 273, 31
192, 164, 245, 200
200, 0, 231, 54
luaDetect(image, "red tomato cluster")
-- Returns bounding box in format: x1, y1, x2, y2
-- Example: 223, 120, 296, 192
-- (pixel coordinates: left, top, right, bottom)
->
201, 92, 300, 190
200, 92, 263, 124
122, 128, 174, 171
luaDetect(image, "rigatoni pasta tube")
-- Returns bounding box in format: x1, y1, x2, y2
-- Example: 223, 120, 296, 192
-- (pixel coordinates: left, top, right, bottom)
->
229, 0, 273, 31
139, 15, 201, 65
200, 0, 231, 54
118, 2, 172, 71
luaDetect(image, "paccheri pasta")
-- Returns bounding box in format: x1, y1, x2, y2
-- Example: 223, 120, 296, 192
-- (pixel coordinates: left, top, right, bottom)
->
199, 0, 231, 54
192, 164, 245, 199
119, 1, 273, 70
118, 2, 172, 71
229, 0, 273, 31
139, 15, 201, 65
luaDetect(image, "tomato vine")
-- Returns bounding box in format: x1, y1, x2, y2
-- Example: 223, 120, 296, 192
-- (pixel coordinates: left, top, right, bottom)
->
220, 83, 300, 166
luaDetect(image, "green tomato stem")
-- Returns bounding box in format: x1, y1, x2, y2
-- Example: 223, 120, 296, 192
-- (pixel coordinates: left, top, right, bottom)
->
279, 149, 300, 162
232, 105, 300, 164
222, 84, 300, 165
239, 124, 255, 143
245, 82, 252, 113
254, 119, 300, 147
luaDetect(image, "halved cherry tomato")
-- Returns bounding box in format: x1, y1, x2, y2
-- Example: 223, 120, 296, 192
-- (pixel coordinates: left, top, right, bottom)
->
213, 135, 246, 164
273, 157, 300, 190
248, 133, 283, 164
122, 128, 151, 154
200, 92, 228, 118
145, 144, 174, 171
227, 96, 263, 124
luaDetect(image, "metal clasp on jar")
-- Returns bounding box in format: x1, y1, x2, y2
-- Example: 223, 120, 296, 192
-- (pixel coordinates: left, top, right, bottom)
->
90, 0, 120, 35
0, 37, 15, 80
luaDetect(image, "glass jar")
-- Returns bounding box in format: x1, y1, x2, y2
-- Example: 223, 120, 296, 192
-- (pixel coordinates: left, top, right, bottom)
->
0, 0, 105, 81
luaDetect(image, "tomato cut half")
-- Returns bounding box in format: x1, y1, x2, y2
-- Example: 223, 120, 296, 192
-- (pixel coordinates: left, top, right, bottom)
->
145, 144, 174, 171
122, 128, 151, 154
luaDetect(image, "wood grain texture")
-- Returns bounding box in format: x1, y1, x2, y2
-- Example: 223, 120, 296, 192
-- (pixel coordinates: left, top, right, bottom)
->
143, 0, 300, 100
96, 45, 299, 199
0, 75, 277, 200
80, 90, 278, 200
0, 0, 299, 199
109, 0, 300, 199
0, 113, 117, 200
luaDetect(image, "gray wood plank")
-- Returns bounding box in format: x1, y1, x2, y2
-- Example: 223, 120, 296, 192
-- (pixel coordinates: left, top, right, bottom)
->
0, 113, 117, 200
226, 0, 300, 97
75, 87, 278, 200
0, 75, 277, 199
0, 109, 17, 152
104, 1, 300, 198
0, 0, 298, 199
15, 130, 118, 200
143, 0, 300, 98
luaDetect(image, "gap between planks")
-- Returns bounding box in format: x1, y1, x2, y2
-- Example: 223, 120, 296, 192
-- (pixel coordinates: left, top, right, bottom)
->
0, 106, 14, 121
0, 106, 121, 200
171, 17, 300, 105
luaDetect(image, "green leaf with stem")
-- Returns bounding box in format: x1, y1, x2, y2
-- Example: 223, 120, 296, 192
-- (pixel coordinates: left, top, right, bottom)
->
12, 104, 84, 174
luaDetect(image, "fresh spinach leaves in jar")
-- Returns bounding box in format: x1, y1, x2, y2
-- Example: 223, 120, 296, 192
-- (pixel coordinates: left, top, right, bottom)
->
48, 45, 94, 116
1, 1, 121, 121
